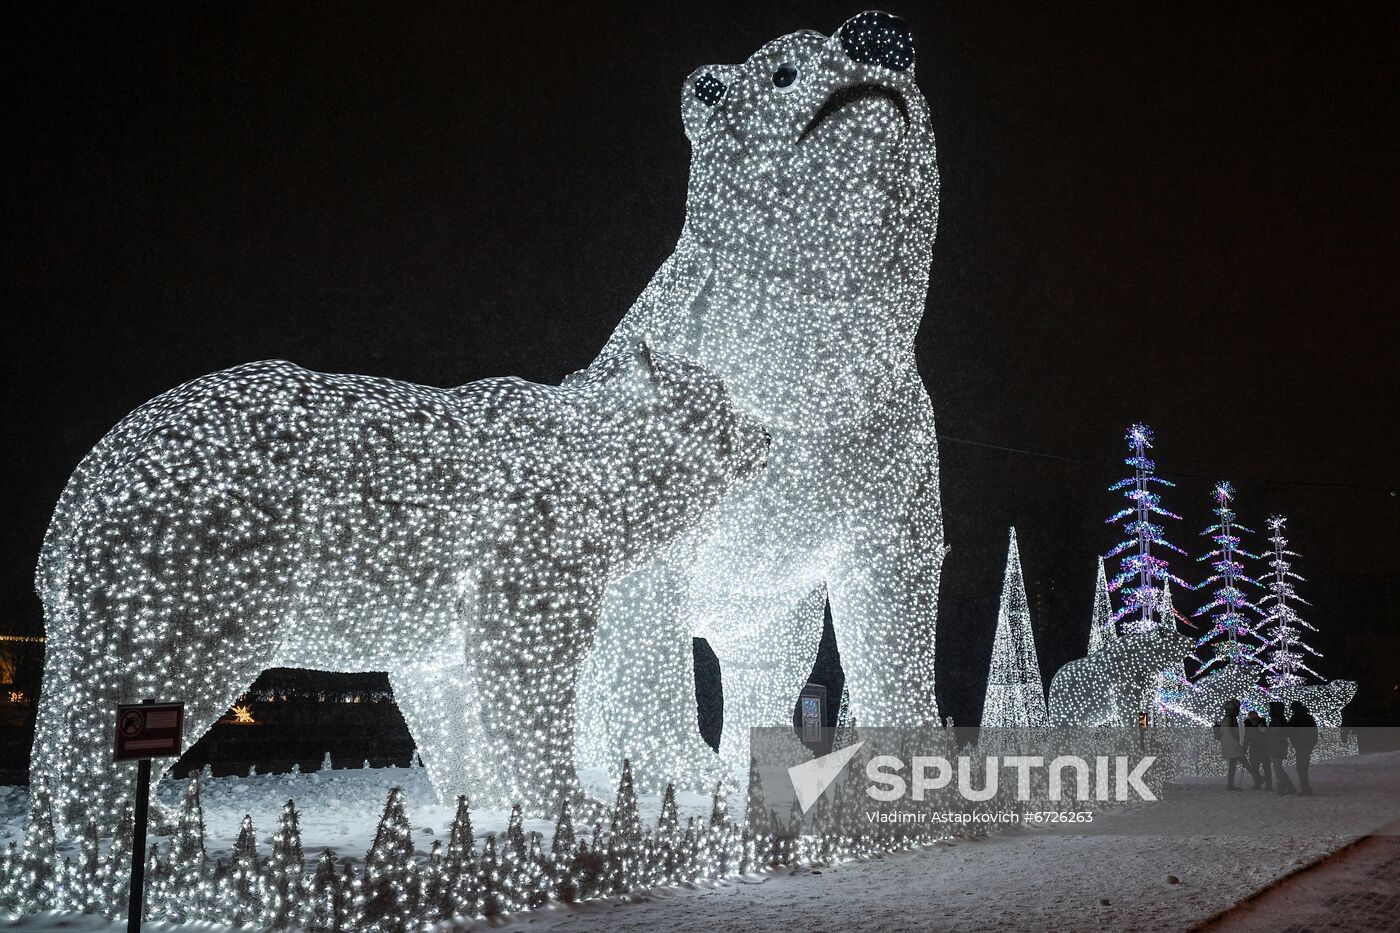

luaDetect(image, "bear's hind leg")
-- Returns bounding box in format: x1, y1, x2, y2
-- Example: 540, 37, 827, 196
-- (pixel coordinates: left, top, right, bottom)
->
471, 566, 606, 820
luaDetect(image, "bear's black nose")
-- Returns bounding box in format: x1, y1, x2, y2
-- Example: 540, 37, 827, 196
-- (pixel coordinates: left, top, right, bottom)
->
838, 11, 914, 72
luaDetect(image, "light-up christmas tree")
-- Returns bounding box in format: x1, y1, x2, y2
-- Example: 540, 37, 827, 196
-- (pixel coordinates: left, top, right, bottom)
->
1087, 557, 1114, 654
1257, 515, 1321, 688
1192, 481, 1264, 678
265, 799, 306, 929
981, 528, 1047, 726
361, 786, 419, 930
1105, 423, 1190, 634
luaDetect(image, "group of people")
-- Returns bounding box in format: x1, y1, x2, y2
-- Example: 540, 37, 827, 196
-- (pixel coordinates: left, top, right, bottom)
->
1214, 699, 1319, 795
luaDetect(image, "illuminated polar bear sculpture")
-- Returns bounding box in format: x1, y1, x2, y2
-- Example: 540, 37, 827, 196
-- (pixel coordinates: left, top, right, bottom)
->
576, 11, 946, 787
34, 348, 767, 832
1047, 629, 1195, 727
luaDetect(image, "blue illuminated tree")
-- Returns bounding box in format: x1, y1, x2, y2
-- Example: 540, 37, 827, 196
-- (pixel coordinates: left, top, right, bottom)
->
1104, 424, 1190, 634
1191, 481, 1264, 677
1257, 515, 1321, 688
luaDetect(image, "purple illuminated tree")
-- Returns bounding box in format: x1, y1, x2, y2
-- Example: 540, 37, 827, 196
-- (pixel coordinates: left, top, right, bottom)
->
1104, 424, 1190, 634
1257, 515, 1321, 688
1191, 481, 1264, 677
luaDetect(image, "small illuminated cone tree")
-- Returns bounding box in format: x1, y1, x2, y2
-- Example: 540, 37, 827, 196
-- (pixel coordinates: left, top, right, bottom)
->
1087, 557, 1115, 654
361, 786, 419, 930
443, 795, 480, 919
100, 805, 134, 916
4, 777, 59, 911
832, 685, 854, 750
1258, 516, 1321, 688
305, 850, 345, 933
266, 799, 306, 929
981, 529, 1047, 727
162, 778, 208, 922
608, 760, 642, 894
222, 815, 263, 927
76, 821, 102, 913
1105, 424, 1190, 634
1192, 482, 1265, 678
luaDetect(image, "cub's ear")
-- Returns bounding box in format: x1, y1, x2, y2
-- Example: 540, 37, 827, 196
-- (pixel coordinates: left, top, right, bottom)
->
639, 338, 662, 382
682, 65, 732, 145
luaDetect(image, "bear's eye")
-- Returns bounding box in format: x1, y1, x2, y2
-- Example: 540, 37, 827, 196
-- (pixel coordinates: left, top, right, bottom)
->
772, 63, 800, 93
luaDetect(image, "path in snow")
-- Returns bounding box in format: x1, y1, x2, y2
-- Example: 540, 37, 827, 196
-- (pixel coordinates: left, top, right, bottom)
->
434, 750, 1400, 933
1201, 821, 1400, 932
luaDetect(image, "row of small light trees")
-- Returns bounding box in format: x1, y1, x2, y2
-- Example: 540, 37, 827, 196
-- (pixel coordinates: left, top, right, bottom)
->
0, 764, 776, 929
1, 732, 1169, 928
1099, 423, 1321, 688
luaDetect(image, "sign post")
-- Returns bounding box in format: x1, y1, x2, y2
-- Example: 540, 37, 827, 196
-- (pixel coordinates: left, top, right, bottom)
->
114, 699, 184, 933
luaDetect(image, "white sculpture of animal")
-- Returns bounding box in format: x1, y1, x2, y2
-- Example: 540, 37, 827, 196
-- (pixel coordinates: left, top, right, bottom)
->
1047, 629, 1196, 727
33, 346, 767, 833
575, 11, 946, 788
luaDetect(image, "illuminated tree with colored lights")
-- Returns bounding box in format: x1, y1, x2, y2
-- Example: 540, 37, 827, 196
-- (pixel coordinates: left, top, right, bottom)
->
1258, 516, 1321, 688
1104, 424, 1190, 634
1192, 481, 1264, 677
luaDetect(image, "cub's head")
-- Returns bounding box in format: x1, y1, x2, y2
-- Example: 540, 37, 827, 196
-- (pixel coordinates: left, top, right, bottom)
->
679, 11, 938, 291
583, 343, 769, 564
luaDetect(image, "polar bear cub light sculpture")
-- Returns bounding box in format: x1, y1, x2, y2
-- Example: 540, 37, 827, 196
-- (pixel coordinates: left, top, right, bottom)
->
34, 346, 767, 832
576, 11, 946, 787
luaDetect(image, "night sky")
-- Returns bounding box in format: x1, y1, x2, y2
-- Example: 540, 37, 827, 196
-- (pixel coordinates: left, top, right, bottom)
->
6, 3, 1398, 727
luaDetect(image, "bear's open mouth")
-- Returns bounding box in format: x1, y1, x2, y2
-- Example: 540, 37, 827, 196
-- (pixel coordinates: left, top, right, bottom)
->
798, 83, 911, 143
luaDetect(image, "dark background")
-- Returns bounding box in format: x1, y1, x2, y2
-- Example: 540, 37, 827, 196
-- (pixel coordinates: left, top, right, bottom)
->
4, 2, 1398, 770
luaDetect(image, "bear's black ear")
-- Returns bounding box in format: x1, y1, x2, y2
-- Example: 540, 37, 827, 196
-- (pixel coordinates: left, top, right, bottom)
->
837, 11, 915, 72
682, 65, 732, 145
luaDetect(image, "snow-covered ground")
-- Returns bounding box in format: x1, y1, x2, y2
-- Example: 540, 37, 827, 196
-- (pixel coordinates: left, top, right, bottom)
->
3, 751, 1398, 931
439, 750, 1400, 932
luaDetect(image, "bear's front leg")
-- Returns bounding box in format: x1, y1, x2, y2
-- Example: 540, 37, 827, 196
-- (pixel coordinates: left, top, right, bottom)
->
470, 545, 609, 820
576, 558, 727, 795
705, 583, 828, 785
827, 460, 944, 732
